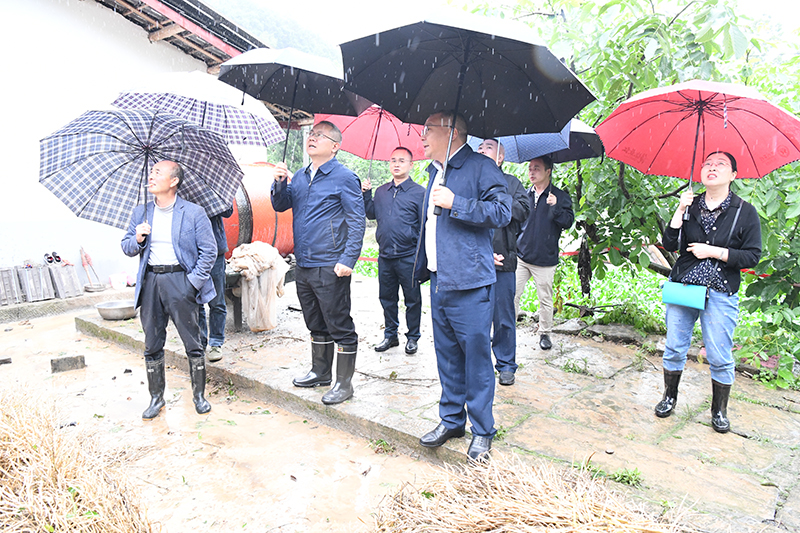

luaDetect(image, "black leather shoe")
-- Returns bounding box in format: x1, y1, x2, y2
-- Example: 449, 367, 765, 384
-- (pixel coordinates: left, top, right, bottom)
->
374, 337, 399, 352
539, 334, 552, 350
467, 435, 492, 461
498, 371, 515, 386
405, 339, 418, 355
419, 422, 466, 448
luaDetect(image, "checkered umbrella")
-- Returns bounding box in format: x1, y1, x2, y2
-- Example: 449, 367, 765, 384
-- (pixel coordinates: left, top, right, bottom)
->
39, 109, 245, 230
112, 71, 285, 148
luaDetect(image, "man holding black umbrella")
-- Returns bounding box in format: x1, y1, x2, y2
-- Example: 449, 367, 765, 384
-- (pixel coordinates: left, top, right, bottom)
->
414, 111, 511, 461
272, 121, 366, 405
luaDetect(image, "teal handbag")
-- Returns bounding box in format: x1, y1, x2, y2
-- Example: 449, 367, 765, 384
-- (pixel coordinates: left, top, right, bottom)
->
662, 281, 708, 310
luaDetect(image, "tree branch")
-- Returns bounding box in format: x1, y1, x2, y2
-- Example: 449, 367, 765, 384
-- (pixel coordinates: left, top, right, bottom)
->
657, 180, 691, 199
670, 1, 698, 26
617, 162, 631, 199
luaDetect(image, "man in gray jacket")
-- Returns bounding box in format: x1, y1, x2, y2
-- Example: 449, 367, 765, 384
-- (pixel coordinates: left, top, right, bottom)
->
121, 160, 217, 420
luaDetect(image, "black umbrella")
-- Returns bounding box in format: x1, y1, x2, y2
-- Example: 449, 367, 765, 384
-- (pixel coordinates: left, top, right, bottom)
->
218, 47, 372, 160
340, 11, 595, 139
341, 11, 595, 214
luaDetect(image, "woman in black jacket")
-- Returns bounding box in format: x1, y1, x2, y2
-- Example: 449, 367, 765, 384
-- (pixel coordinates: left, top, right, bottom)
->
656, 151, 762, 433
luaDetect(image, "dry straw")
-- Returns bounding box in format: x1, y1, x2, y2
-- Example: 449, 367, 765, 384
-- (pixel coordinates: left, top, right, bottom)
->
373, 452, 696, 533
0, 388, 153, 532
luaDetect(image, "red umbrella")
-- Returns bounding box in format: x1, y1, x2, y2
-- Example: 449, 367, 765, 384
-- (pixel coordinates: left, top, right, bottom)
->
314, 105, 425, 162
596, 80, 800, 182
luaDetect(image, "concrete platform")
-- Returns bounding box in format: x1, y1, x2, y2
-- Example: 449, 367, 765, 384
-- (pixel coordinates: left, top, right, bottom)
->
76, 274, 800, 533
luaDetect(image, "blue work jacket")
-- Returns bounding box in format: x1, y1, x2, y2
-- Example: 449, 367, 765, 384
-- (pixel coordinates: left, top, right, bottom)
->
271, 157, 365, 269
413, 144, 512, 291
364, 178, 426, 259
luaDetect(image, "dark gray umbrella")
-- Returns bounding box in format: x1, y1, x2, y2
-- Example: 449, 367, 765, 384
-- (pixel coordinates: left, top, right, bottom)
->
340, 11, 596, 139
39, 110, 244, 229
218, 47, 372, 159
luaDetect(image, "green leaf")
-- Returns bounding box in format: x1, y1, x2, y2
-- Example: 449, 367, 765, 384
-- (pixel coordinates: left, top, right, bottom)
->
785, 202, 800, 219
638, 251, 651, 269
608, 247, 622, 266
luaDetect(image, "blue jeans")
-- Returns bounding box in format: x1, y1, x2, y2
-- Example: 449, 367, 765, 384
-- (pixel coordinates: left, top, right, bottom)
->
199, 254, 227, 348
378, 254, 422, 341
663, 290, 739, 385
491, 270, 517, 373
430, 272, 496, 438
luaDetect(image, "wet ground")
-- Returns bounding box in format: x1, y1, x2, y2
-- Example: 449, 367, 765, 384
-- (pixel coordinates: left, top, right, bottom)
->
3, 275, 800, 533
0, 312, 432, 533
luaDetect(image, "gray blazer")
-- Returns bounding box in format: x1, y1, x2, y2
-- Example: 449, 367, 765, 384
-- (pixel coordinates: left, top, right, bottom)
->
121, 195, 217, 308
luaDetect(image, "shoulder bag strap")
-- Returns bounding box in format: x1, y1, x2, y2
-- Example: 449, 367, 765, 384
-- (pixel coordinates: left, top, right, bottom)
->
716, 202, 742, 268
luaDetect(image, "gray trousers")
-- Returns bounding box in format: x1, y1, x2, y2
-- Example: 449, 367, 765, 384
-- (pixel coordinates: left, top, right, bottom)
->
141, 270, 203, 362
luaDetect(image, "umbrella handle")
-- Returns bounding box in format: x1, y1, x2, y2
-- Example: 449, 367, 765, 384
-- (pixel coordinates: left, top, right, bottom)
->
433, 126, 457, 216
682, 182, 693, 221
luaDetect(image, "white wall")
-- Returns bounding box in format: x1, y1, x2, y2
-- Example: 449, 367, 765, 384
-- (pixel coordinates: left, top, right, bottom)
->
0, 0, 207, 285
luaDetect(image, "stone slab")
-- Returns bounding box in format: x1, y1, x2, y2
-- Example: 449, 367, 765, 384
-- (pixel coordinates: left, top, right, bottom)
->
50, 354, 86, 373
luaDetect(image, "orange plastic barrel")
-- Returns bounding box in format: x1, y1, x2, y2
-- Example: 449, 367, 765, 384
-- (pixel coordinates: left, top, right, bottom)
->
223, 162, 294, 258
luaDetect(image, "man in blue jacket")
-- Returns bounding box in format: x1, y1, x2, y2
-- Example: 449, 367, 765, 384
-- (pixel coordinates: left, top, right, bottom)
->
514, 155, 574, 350
121, 160, 217, 420
272, 121, 366, 405
362, 146, 425, 355
414, 111, 511, 461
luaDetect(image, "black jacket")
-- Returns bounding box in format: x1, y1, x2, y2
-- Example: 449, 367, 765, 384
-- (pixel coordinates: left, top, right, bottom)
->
516, 183, 574, 267
364, 178, 426, 259
493, 173, 530, 272
662, 193, 761, 295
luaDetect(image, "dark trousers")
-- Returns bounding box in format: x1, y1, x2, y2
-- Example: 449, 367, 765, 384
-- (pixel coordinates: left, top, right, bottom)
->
491, 270, 517, 373
378, 254, 422, 341
295, 265, 357, 345
141, 270, 203, 362
430, 272, 496, 438
199, 254, 227, 348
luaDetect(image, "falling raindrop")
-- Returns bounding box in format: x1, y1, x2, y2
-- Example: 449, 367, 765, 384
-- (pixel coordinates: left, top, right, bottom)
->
375, 34, 380, 46
399, 71, 406, 84
393, 83, 397, 94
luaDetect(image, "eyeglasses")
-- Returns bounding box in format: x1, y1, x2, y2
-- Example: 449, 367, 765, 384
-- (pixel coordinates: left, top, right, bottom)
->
702, 160, 730, 168
308, 130, 339, 143
421, 123, 452, 136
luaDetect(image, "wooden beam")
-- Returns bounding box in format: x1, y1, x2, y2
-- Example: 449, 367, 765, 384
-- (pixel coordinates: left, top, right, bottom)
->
104, 0, 160, 28
138, 0, 243, 58
149, 23, 184, 42
172, 33, 226, 65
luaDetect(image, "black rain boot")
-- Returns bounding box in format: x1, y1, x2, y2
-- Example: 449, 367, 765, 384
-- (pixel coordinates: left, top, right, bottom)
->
321, 343, 357, 405
293, 335, 334, 388
711, 379, 732, 433
654, 369, 682, 418
189, 357, 211, 414
142, 357, 166, 420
